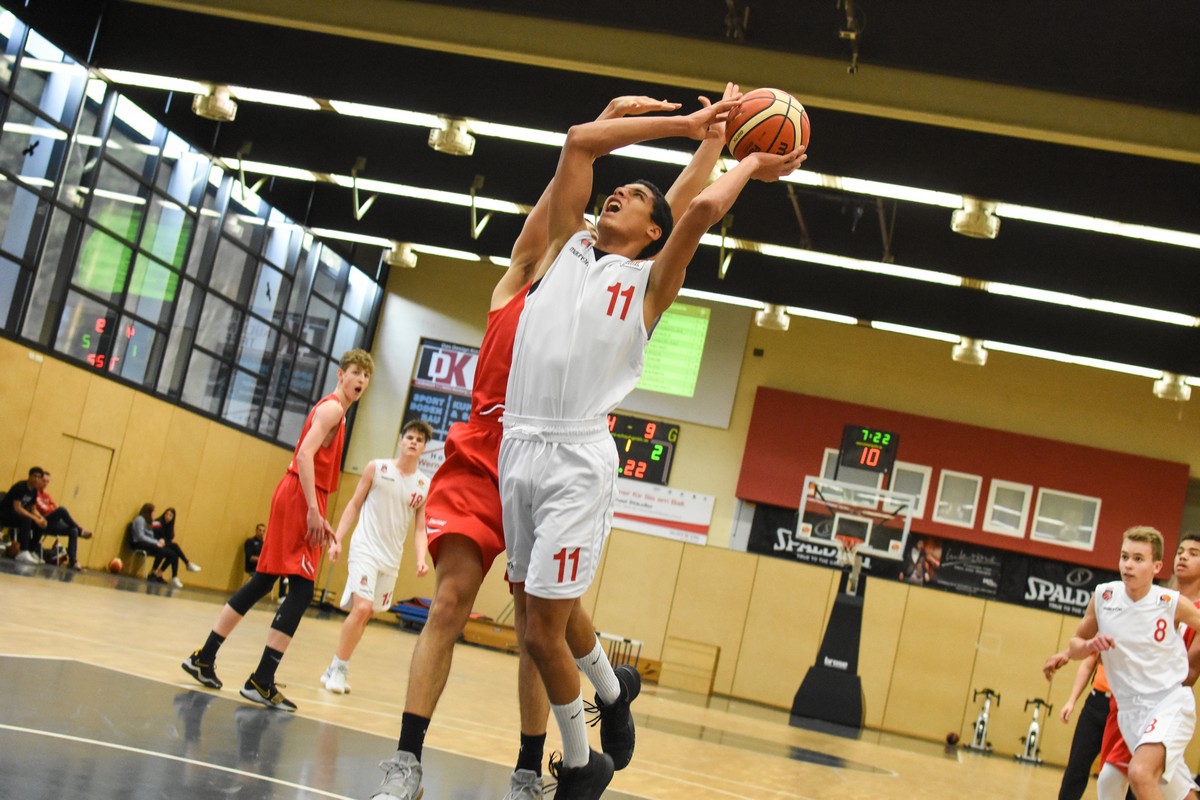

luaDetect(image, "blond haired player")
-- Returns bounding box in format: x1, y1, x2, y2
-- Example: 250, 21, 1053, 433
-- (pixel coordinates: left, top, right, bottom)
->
321, 419, 433, 694
1056, 527, 1200, 800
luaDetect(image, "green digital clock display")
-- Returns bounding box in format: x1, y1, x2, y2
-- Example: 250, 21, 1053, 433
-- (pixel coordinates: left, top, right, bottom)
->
607, 412, 679, 485
838, 424, 899, 474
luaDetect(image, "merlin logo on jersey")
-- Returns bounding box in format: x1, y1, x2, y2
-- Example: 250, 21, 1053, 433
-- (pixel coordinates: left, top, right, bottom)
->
1103, 588, 1113, 601
1159, 593, 1173, 606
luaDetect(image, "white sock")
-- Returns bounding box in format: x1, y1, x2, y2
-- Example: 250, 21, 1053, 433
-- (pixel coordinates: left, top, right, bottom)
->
1096, 762, 1129, 800
551, 695, 590, 768
576, 640, 620, 705
331, 656, 349, 671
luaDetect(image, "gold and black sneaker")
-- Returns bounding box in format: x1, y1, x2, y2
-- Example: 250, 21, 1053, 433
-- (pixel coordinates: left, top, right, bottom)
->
240, 676, 297, 712
181, 650, 223, 689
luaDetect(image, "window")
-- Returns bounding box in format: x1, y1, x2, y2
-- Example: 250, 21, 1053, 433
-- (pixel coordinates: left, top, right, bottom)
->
932, 470, 982, 529
982, 480, 1033, 537
890, 461, 931, 518
1031, 489, 1101, 551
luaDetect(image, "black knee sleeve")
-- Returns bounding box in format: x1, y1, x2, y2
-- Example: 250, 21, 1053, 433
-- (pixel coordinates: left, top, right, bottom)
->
269, 575, 313, 637
228, 572, 278, 615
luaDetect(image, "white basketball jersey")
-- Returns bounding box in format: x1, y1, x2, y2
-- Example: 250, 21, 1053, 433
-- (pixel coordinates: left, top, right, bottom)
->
1093, 580, 1188, 702
506, 230, 652, 420
347, 459, 429, 569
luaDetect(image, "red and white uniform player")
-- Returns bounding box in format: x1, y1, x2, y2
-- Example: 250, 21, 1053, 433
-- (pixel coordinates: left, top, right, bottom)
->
423, 286, 529, 572
258, 392, 345, 581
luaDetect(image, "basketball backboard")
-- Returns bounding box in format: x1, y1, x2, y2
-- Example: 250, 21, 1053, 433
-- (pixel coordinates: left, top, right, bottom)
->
796, 475, 915, 562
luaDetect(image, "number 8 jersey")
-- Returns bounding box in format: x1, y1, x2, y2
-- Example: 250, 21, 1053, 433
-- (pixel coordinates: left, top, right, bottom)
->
506, 230, 653, 420
1093, 580, 1188, 702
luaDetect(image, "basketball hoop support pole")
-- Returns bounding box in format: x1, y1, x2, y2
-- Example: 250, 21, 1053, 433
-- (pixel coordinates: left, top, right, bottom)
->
790, 566, 866, 729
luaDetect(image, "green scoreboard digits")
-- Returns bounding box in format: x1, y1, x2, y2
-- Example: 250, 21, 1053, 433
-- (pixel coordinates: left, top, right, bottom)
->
607, 412, 679, 485
839, 424, 899, 474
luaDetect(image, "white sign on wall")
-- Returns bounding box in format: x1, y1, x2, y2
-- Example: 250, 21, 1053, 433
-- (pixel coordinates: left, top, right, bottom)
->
612, 478, 715, 545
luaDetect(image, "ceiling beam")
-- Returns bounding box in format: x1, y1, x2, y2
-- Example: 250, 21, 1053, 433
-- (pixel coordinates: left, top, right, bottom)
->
127, 0, 1200, 165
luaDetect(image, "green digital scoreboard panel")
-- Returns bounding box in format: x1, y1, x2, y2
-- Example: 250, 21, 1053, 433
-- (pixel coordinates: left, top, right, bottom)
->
608, 412, 680, 484
636, 302, 710, 397
838, 424, 899, 474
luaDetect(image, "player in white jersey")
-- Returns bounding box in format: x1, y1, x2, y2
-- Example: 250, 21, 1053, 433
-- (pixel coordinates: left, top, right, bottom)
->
1059, 526, 1200, 800
499, 95, 806, 799
321, 420, 432, 694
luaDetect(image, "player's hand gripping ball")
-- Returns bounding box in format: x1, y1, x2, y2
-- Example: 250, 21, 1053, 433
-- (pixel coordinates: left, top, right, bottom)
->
725, 88, 810, 161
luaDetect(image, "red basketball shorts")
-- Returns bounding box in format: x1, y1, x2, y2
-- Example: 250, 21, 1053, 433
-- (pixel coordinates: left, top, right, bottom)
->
257, 471, 327, 581
424, 419, 505, 575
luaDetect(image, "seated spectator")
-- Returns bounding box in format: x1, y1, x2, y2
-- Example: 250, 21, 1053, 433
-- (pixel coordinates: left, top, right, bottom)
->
244, 522, 286, 599
128, 502, 182, 586
35, 470, 92, 571
153, 507, 201, 574
2, 467, 48, 564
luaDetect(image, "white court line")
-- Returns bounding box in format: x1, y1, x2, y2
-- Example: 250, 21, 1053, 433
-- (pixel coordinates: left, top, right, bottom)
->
0, 723, 355, 800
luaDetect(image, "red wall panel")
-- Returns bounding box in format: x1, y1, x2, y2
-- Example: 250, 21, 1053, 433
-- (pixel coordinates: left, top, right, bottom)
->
737, 387, 1190, 570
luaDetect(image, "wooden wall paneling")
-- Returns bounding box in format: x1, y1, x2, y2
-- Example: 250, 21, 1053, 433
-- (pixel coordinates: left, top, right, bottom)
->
0, 340, 42, 484
860, 576, 909, 728
965, 602, 1064, 758
18, 357, 89, 475
882, 587, 986, 740
729, 556, 836, 708
76, 375, 135, 451
664, 544, 758, 694
591, 530, 684, 662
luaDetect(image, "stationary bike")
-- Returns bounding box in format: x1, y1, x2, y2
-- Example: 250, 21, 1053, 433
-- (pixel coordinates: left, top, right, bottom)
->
1015, 698, 1051, 764
964, 688, 1000, 753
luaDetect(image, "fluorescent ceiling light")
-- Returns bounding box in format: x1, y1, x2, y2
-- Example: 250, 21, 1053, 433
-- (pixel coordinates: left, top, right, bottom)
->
987, 282, 1198, 327
328, 174, 527, 214
310, 227, 392, 247
784, 169, 963, 208
102, 68, 207, 94
228, 85, 321, 111
1, 122, 67, 140
410, 244, 482, 261
19, 58, 85, 75
787, 306, 858, 325
870, 321, 960, 342
983, 340, 1161, 378
85, 79, 106, 104
236, 159, 318, 182
468, 120, 565, 147
993, 203, 1200, 249
114, 95, 160, 140
676, 288, 764, 309
327, 99, 440, 128
78, 186, 147, 205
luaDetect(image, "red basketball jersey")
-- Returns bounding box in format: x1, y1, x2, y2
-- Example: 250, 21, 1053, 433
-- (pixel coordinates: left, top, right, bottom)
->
470, 285, 529, 420
287, 393, 345, 492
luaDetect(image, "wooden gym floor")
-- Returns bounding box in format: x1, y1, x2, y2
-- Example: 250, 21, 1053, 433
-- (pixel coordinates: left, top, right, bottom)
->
0, 561, 1066, 799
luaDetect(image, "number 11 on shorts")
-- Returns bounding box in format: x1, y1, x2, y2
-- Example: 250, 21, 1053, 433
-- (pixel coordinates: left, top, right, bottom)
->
554, 547, 580, 583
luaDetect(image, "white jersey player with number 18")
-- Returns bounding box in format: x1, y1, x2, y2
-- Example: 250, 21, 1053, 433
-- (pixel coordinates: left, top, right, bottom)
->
1065, 526, 1200, 800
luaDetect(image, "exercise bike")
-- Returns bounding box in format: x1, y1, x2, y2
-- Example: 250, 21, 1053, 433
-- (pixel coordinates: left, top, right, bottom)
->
1015, 698, 1051, 765
964, 688, 1000, 753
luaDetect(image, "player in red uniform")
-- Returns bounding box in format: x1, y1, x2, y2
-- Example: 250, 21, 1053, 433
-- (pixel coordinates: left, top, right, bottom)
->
370, 89, 742, 800
182, 348, 374, 711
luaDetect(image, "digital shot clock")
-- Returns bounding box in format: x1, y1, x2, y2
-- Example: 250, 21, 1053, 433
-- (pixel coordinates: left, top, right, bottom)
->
838, 423, 899, 474
607, 412, 679, 485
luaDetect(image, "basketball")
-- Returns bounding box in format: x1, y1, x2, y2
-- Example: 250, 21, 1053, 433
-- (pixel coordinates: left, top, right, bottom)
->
945, 731, 960, 746
725, 88, 810, 161
108, 557, 123, 574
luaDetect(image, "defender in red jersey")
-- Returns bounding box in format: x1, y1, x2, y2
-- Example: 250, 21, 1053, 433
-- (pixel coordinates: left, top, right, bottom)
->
182, 349, 373, 712
371, 90, 744, 800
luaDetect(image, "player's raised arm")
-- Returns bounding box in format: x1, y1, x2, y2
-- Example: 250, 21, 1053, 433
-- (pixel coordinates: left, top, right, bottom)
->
663, 84, 739, 221
644, 145, 806, 324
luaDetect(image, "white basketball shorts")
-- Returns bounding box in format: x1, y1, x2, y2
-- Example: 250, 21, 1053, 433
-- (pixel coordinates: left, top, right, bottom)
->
1117, 685, 1196, 799
499, 414, 616, 600
340, 555, 399, 612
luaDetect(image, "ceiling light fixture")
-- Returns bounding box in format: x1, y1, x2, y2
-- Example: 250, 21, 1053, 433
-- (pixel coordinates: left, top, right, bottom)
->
754, 303, 790, 331
951, 336, 988, 366
951, 196, 1000, 239
1152, 372, 1192, 402
429, 117, 475, 156
191, 85, 237, 122
383, 242, 418, 269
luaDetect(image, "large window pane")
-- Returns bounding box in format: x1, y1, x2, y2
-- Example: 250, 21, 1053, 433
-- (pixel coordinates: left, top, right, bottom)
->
0, 251, 21, 327
58, 91, 103, 206
12, 43, 86, 127
140, 193, 192, 268
236, 314, 277, 376
185, 208, 219, 278
276, 392, 310, 447
0, 12, 22, 87
302, 294, 336, 354
0, 101, 71, 189
288, 241, 317, 315
87, 159, 149, 239
222, 191, 266, 252
21, 205, 83, 344
209, 236, 255, 303
312, 245, 347, 303
331, 312, 364, 358
343, 267, 378, 322
73, 225, 133, 303
258, 345, 295, 439
157, 134, 207, 206
110, 313, 160, 387
157, 277, 199, 395
52, 289, 116, 369
193, 292, 242, 361
0, 176, 52, 261
250, 261, 289, 326
105, 94, 160, 180
289, 345, 324, 400
224, 368, 264, 428
261, 212, 303, 270
123, 253, 179, 326
181, 349, 229, 415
